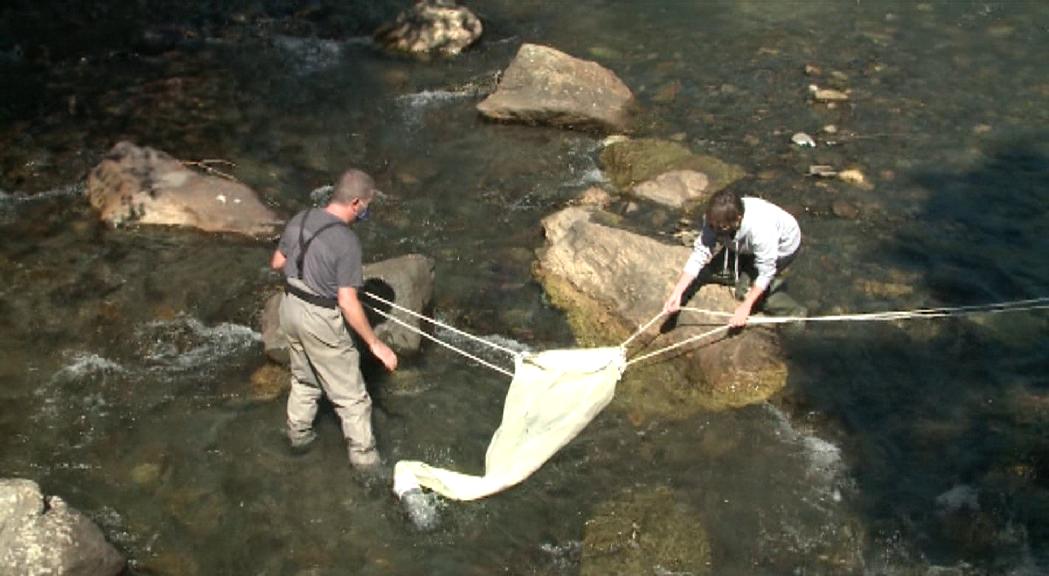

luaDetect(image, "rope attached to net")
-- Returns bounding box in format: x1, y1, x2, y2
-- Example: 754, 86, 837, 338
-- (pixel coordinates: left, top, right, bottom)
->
621, 296, 1049, 367
362, 291, 517, 377
360, 289, 1049, 378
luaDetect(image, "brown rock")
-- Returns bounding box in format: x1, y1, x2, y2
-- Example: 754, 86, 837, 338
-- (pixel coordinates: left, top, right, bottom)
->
575, 186, 613, 208
477, 44, 635, 133
250, 362, 289, 401
536, 207, 788, 418
631, 170, 710, 208
86, 142, 280, 237
374, 0, 482, 57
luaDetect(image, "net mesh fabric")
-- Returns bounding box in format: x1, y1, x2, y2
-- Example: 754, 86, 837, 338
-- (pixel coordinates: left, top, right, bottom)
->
393, 347, 626, 501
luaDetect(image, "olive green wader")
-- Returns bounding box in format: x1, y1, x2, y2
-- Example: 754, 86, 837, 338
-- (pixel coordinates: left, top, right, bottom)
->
280, 278, 379, 467
732, 252, 808, 320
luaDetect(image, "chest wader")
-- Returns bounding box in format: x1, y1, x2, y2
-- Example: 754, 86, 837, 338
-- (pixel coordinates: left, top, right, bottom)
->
280, 209, 379, 467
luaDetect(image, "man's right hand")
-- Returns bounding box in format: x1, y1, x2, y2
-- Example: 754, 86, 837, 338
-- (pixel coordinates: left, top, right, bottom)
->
370, 340, 398, 371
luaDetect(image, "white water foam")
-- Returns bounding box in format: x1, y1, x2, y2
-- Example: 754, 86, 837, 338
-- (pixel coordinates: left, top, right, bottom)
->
137, 316, 261, 374
765, 403, 846, 497
47, 352, 127, 384
0, 183, 84, 207
35, 352, 125, 437
432, 320, 532, 374
395, 89, 477, 126
559, 139, 607, 189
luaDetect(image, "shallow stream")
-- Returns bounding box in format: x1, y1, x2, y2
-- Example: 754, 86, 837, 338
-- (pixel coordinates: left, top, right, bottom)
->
2, 1, 1049, 574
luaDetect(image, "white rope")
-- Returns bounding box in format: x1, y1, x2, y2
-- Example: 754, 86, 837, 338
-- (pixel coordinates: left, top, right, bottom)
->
620, 312, 666, 349
681, 296, 1049, 325
625, 325, 729, 367
363, 291, 519, 357
360, 288, 1048, 377
624, 297, 1049, 367
366, 303, 514, 378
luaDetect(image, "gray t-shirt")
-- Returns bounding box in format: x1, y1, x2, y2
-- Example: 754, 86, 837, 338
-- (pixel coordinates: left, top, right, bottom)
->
277, 209, 364, 299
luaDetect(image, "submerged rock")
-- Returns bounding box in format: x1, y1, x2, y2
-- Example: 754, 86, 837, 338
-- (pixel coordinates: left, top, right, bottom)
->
808, 84, 850, 102
581, 486, 711, 576
250, 361, 290, 401
85, 141, 280, 237
535, 207, 788, 419
477, 43, 635, 133
0, 478, 125, 576
599, 138, 745, 195
260, 254, 436, 365
832, 199, 860, 220
791, 131, 816, 147
837, 168, 873, 189
375, 0, 482, 57
574, 186, 614, 208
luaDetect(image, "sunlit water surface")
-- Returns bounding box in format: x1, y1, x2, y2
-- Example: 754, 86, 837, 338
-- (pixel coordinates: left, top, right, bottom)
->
2, 1, 1049, 574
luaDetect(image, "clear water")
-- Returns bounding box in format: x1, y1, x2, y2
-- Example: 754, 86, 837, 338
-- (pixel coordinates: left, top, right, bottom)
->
2, 1, 1049, 574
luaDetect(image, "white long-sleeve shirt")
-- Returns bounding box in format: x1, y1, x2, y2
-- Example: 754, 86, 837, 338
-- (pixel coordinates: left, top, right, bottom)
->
683, 196, 801, 291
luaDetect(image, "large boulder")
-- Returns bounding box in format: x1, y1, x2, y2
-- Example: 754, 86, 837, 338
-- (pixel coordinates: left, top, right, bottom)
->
0, 479, 125, 576
374, 0, 482, 57
261, 254, 436, 365
477, 43, 635, 133
599, 137, 745, 195
535, 207, 787, 420
86, 141, 280, 236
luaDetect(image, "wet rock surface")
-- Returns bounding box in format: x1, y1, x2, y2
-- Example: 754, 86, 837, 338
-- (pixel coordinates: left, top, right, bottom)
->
599, 138, 745, 196
85, 141, 280, 237
375, 0, 482, 57
536, 206, 788, 418
477, 43, 635, 133
0, 479, 125, 576
631, 169, 711, 208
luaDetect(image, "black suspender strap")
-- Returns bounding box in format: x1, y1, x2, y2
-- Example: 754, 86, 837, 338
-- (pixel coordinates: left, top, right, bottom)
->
294, 209, 348, 280
286, 209, 347, 309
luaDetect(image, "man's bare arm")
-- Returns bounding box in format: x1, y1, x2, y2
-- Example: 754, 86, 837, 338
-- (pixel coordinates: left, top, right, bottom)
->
338, 286, 398, 371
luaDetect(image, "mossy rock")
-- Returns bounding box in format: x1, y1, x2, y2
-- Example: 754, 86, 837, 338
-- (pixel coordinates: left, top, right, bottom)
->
581, 486, 711, 576
250, 362, 290, 401
599, 138, 745, 194
535, 263, 773, 419
536, 263, 631, 348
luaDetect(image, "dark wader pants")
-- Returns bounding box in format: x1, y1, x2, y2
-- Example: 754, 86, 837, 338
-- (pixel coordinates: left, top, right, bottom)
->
732, 251, 807, 318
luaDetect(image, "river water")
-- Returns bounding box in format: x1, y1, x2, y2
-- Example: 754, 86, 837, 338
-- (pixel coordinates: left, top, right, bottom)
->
2, 1, 1048, 574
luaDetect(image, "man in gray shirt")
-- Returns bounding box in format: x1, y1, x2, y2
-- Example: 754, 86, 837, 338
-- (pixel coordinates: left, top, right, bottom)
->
270, 169, 397, 469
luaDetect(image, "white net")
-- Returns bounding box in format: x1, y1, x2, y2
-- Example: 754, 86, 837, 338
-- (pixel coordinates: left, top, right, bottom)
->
393, 346, 626, 501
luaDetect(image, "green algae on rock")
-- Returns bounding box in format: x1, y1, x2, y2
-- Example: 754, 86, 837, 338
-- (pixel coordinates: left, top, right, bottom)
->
599, 138, 746, 195
581, 486, 711, 576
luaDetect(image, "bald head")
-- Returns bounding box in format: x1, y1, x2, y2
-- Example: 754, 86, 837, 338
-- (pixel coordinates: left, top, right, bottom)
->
331, 169, 379, 206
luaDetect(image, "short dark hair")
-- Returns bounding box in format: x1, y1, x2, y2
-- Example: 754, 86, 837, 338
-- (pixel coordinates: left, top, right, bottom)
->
705, 189, 744, 229
331, 169, 378, 205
